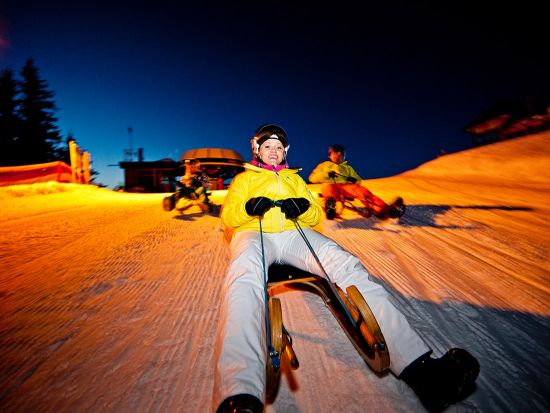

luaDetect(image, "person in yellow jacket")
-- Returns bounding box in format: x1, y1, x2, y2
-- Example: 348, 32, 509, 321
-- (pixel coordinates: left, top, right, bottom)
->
214, 125, 479, 413
309, 144, 405, 220
162, 159, 210, 214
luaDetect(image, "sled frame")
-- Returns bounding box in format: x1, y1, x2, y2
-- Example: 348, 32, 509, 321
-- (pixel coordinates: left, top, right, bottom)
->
265, 265, 390, 399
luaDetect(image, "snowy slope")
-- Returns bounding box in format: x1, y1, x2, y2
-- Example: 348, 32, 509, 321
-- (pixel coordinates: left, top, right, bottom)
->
1, 132, 549, 413
403, 131, 550, 184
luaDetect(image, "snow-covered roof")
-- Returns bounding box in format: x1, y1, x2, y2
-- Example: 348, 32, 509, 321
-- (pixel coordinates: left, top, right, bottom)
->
179, 148, 244, 167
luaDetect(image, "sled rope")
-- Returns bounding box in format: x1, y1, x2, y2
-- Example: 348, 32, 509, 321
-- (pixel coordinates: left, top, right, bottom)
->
292, 220, 357, 328
259, 218, 280, 369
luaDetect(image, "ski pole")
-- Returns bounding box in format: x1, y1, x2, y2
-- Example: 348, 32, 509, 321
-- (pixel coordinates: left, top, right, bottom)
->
292, 220, 357, 328
259, 218, 280, 369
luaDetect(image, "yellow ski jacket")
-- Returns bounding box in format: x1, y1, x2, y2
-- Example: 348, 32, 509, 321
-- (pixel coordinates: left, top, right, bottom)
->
308, 160, 362, 184
222, 163, 322, 233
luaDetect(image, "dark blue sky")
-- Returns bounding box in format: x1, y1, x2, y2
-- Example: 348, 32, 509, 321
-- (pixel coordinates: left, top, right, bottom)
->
1, 1, 548, 188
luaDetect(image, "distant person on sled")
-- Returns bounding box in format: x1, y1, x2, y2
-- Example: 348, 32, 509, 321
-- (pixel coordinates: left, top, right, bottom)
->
309, 144, 405, 220
162, 159, 210, 213
214, 124, 479, 413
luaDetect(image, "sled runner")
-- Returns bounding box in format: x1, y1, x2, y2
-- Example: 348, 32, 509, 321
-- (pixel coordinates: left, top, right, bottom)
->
265, 264, 390, 400
322, 195, 406, 220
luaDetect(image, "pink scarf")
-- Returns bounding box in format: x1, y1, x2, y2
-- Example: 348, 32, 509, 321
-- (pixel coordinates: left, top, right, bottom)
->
251, 160, 289, 172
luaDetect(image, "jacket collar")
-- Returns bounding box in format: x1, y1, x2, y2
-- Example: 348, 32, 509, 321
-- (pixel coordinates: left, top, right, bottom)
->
328, 159, 348, 166
244, 162, 301, 174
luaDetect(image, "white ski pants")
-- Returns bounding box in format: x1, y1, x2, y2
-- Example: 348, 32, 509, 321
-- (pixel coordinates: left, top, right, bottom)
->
213, 228, 430, 407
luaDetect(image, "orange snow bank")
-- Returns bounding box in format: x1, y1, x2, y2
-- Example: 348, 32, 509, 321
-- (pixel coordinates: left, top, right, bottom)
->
403, 131, 550, 184
0, 182, 166, 225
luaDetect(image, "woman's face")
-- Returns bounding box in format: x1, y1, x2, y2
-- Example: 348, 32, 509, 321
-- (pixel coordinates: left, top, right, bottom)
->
259, 138, 285, 165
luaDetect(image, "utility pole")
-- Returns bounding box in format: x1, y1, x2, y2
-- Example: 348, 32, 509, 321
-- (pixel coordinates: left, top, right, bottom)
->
124, 126, 136, 161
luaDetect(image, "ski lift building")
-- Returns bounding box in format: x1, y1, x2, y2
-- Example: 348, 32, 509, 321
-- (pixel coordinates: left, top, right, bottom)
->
179, 148, 245, 190
119, 148, 245, 193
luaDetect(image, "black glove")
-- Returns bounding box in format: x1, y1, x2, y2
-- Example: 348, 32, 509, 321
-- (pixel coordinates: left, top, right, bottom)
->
279, 198, 310, 219
328, 171, 338, 178
346, 176, 357, 183
245, 197, 273, 217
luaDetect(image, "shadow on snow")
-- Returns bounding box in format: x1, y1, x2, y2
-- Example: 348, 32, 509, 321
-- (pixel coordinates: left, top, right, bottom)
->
267, 264, 549, 413
334, 204, 533, 230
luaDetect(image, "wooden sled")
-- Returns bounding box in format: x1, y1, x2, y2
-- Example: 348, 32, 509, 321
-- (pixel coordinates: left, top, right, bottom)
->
265, 264, 390, 400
